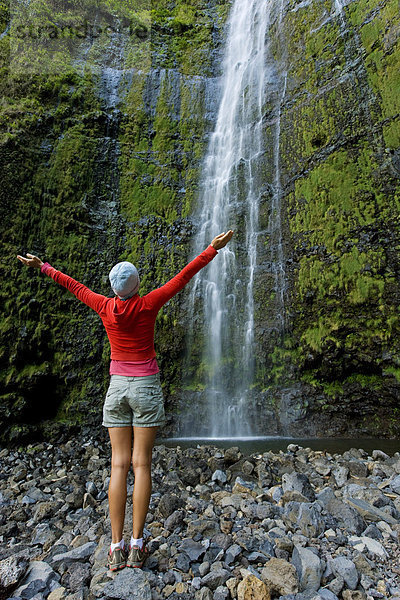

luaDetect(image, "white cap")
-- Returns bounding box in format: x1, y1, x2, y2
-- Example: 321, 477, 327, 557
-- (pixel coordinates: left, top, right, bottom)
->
109, 261, 140, 300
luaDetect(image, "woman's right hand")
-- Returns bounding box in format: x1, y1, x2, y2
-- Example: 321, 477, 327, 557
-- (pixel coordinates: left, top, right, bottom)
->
17, 253, 44, 269
211, 230, 234, 250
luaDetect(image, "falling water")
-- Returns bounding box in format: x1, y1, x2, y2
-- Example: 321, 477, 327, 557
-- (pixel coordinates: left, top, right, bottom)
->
185, 0, 286, 437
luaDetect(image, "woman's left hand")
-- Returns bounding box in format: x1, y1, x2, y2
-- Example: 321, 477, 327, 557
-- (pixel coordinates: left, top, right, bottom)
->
17, 253, 44, 269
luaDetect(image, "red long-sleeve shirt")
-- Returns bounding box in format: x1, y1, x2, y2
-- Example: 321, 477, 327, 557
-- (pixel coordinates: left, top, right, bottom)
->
40, 245, 218, 361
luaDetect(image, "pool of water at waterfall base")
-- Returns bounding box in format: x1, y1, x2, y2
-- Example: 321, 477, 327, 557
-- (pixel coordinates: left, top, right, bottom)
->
158, 436, 400, 455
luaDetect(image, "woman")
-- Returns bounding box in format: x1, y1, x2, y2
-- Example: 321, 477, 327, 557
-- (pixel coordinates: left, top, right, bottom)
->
17, 229, 233, 571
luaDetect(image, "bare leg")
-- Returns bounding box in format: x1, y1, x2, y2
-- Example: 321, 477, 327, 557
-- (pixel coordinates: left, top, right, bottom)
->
131, 426, 158, 540
108, 427, 132, 544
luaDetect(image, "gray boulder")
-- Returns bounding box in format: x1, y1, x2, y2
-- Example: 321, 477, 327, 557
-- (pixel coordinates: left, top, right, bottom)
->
316, 488, 365, 534
178, 538, 207, 561
51, 542, 97, 567
0, 554, 29, 595
348, 535, 388, 558
32, 523, 56, 547
201, 568, 230, 591
331, 466, 349, 488
102, 568, 151, 599
390, 474, 400, 494
225, 544, 241, 565
212, 470, 227, 484
330, 557, 358, 590
292, 546, 322, 591
158, 493, 184, 518
344, 497, 398, 525
164, 509, 185, 531
21, 488, 49, 505
187, 518, 220, 538
67, 562, 91, 592
213, 585, 230, 600
195, 588, 213, 600
13, 561, 60, 599
282, 473, 315, 501
318, 589, 339, 600
327, 576, 344, 595
284, 502, 325, 538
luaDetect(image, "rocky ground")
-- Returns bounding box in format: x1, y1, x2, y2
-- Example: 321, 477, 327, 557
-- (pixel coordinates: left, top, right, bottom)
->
0, 439, 400, 600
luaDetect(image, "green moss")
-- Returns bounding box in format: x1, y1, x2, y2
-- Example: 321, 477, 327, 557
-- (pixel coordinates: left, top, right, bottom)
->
348, 0, 400, 125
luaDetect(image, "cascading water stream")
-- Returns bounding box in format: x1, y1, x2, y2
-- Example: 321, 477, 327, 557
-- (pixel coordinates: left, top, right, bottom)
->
184, 0, 286, 438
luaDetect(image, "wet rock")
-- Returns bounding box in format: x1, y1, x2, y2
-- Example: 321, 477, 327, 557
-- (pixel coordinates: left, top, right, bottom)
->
261, 558, 299, 595
291, 546, 322, 591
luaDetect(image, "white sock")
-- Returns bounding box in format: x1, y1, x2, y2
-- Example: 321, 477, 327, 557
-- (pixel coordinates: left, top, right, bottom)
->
111, 539, 125, 552
130, 535, 143, 549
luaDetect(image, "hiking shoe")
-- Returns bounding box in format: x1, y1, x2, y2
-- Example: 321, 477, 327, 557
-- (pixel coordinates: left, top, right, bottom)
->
107, 545, 126, 571
126, 540, 149, 569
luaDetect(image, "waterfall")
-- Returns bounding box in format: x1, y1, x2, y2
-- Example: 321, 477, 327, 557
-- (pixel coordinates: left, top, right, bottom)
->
184, 0, 286, 438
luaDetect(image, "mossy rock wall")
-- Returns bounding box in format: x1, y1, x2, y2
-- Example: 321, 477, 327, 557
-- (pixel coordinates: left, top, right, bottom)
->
273, 0, 400, 436
0, 0, 229, 443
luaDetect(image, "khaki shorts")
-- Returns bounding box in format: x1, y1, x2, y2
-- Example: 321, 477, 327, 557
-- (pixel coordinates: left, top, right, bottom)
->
102, 373, 166, 428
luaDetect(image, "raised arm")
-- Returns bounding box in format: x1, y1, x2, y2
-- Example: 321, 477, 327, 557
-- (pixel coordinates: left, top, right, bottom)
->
144, 230, 234, 312
17, 253, 107, 314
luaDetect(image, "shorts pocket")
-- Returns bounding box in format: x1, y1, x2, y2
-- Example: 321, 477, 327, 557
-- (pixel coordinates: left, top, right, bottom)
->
104, 379, 129, 408
129, 381, 164, 425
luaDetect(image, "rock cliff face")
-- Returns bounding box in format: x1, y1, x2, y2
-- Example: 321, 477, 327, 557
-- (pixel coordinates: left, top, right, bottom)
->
0, 0, 399, 443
